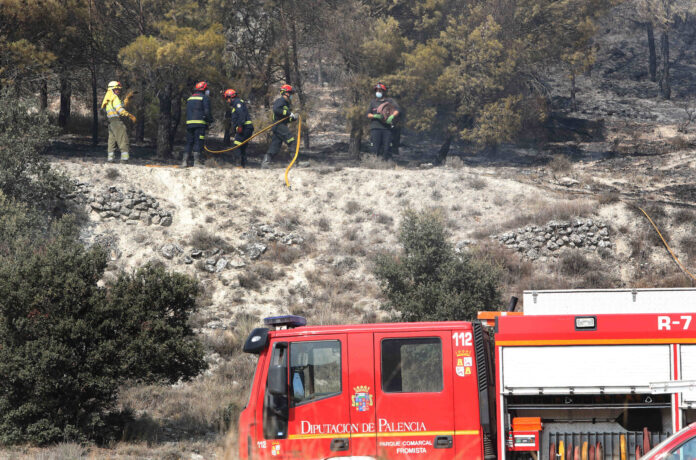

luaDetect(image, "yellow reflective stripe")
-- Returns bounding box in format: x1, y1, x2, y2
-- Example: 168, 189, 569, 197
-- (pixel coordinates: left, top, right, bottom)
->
287, 430, 479, 441
199, 135, 205, 139
187, 120, 207, 124
188, 96, 203, 101
286, 137, 295, 143
244, 120, 253, 125
233, 140, 242, 145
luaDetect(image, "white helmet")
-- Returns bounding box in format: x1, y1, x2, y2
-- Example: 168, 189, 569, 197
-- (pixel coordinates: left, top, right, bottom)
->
107, 81, 122, 90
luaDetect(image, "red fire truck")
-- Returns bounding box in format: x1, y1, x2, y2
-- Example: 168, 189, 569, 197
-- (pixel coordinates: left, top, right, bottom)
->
237, 288, 696, 459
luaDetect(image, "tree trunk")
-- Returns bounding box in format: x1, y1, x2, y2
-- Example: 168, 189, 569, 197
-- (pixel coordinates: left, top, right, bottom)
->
223, 107, 232, 146
39, 79, 48, 111
647, 23, 656, 82
90, 66, 98, 145
659, 31, 670, 100
349, 120, 362, 160
570, 71, 577, 112
436, 135, 453, 165
169, 89, 182, 147
157, 83, 173, 158
58, 76, 72, 128
135, 82, 145, 142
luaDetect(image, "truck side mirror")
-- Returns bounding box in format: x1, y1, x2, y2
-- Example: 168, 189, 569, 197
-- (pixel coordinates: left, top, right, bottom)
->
268, 365, 288, 396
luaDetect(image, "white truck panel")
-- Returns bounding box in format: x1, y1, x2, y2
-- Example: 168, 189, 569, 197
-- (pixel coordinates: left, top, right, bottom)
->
682, 345, 696, 402
502, 345, 671, 393
523, 288, 696, 315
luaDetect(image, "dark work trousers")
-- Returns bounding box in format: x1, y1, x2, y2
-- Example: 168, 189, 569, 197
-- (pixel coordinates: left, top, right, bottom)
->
186, 126, 206, 154
234, 125, 254, 167
370, 128, 392, 159
389, 125, 401, 157
267, 123, 296, 158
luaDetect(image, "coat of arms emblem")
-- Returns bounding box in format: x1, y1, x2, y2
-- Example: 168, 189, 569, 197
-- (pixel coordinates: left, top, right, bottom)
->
351, 386, 374, 412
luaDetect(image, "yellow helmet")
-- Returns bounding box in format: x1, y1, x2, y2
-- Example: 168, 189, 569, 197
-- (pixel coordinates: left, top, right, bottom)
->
107, 81, 122, 90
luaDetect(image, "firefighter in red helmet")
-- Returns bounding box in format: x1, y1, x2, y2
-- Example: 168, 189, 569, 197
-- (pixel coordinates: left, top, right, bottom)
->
366, 82, 400, 160
223, 88, 254, 168
263, 84, 298, 167
183, 81, 214, 167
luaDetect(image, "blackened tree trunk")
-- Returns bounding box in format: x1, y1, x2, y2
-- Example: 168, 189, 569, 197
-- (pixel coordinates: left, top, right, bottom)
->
169, 89, 182, 148
90, 66, 98, 145
436, 135, 453, 165
58, 76, 72, 128
223, 107, 232, 146
39, 79, 48, 111
659, 31, 670, 99
570, 71, 577, 112
647, 23, 657, 82
349, 121, 362, 160
157, 83, 173, 158
135, 82, 145, 142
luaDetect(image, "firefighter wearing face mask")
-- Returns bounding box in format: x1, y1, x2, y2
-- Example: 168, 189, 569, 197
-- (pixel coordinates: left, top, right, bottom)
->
263, 84, 298, 167
366, 82, 400, 160
183, 81, 214, 167
223, 89, 254, 168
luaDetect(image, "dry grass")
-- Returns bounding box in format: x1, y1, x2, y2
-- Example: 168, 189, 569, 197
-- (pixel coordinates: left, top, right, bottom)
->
673, 209, 695, 225
238, 271, 261, 290
252, 261, 285, 281
274, 212, 302, 231
473, 197, 596, 237
597, 192, 621, 205
190, 228, 232, 251
105, 167, 120, 180
361, 155, 393, 169
469, 176, 487, 190
559, 252, 591, 277
316, 217, 331, 231
681, 235, 696, 262
264, 242, 303, 265
344, 200, 361, 215
548, 154, 573, 174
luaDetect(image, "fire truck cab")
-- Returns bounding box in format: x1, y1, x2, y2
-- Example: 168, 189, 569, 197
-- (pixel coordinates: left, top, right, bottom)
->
238, 288, 696, 459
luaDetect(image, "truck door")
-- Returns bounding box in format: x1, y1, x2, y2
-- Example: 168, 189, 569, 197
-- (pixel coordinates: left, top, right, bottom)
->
254, 335, 350, 459
374, 331, 455, 459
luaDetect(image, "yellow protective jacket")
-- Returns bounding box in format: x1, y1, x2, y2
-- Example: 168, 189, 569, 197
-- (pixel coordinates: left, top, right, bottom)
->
101, 89, 132, 120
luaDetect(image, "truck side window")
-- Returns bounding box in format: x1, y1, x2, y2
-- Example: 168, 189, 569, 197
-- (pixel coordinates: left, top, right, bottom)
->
290, 340, 341, 405
381, 337, 443, 393
263, 342, 288, 439
667, 435, 696, 460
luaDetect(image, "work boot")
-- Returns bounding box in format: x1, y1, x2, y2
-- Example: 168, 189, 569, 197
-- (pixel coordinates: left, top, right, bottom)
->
180, 152, 189, 167
107, 152, 115, 163
261, 153, 271, 168
120, 152, 129, 162
193, 151, 201, 167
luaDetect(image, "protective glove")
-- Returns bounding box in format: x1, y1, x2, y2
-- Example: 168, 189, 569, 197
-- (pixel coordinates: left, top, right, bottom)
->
128, 114, 137, 123
372, 113, 383, 120
289, 112, 297, 121
236, 126, 243, 134
386, 114, 395, 125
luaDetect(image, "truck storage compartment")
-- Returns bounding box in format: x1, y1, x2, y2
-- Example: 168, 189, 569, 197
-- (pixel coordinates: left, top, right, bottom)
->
682, 345, 696, 404
502, 345, 671, 394
546, 430, 670, 459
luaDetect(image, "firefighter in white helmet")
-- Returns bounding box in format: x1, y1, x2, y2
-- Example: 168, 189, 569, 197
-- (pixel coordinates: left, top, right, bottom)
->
101, 81, 136, 163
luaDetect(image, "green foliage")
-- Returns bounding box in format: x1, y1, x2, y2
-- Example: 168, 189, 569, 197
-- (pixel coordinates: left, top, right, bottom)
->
0, 199, 205, 445
104, 264, 206, 384
0, 91, 71, 209
375, 209, 502, 322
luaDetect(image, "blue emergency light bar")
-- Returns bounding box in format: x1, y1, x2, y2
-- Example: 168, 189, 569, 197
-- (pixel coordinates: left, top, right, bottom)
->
263, 315, 307, 329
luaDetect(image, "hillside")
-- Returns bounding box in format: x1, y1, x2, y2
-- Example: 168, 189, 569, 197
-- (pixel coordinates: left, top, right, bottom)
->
2, 4, 696, 458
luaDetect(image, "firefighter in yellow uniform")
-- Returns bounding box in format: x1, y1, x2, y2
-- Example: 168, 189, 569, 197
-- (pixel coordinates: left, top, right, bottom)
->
101, 81, 136, 163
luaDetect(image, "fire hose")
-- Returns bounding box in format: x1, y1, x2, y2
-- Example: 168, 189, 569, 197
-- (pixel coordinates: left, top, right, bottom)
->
638, 206, 696, 282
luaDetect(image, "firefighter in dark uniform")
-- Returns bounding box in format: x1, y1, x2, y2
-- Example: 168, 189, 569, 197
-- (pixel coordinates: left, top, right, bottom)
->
366, 82, 400, 160
223, 88, 254, 168
183, 81, 214, 167
263, 84, 298, 167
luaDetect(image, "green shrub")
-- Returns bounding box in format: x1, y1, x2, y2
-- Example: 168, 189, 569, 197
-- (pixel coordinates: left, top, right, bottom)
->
0, 91, 71, 209
375, 209, 502, 322
0, 214, 205, 445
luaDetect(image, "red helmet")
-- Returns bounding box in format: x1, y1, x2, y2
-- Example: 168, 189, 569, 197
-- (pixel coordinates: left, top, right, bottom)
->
194, 81, 208, 91
374, 82, 387, 92
223, 89, 237, 99
280, 84, 294, 94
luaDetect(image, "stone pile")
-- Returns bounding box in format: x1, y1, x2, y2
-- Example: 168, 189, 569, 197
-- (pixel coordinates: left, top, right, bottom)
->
242, 224, 305, 246
86, 186, 173, 226
495, 218, 612, 260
